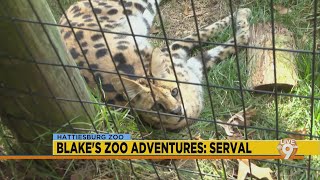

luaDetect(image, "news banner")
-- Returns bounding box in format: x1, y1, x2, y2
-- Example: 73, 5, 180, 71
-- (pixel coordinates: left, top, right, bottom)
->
50, 134, 320, 160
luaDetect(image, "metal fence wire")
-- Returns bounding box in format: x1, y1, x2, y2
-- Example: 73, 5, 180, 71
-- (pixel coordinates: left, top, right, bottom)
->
0, 0, 319, 179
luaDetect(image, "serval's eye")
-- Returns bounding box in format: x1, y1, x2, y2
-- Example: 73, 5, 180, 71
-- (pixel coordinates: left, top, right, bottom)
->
171, 88, 178, 97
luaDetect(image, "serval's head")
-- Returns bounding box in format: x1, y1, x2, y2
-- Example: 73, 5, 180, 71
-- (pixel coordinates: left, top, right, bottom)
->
112, 48, 202, 131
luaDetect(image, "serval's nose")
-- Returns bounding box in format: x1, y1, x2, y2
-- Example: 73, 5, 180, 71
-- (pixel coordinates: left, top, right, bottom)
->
171, 106, 182, 115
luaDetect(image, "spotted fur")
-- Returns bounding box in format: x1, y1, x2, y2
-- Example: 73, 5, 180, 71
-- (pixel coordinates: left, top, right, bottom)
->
59, 0, 251, 131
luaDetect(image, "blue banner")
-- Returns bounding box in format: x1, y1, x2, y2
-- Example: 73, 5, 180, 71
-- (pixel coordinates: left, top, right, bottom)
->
53, 134, 131, 140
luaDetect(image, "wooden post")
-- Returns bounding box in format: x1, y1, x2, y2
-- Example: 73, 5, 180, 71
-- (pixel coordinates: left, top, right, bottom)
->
0, 0, 96, 154
246, 23, 298, 92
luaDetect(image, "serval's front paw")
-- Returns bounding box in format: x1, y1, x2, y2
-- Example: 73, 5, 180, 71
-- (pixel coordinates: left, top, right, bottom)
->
235, 8, 252, 19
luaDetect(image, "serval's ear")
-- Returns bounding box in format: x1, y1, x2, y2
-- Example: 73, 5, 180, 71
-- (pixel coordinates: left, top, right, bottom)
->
150, 48, 170, 78
111, 77, 148, 100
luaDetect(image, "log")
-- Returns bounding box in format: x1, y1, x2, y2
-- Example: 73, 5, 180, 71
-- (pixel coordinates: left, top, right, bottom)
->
0, 0, 96, 154
246, 23, 298, 92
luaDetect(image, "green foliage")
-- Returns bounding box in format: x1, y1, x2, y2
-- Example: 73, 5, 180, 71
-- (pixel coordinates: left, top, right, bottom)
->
195, 0, 320, 178
47, 0, 78, 21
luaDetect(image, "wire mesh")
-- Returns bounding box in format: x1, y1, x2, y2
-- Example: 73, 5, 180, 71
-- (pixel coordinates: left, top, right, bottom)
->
0, 0, 319, 179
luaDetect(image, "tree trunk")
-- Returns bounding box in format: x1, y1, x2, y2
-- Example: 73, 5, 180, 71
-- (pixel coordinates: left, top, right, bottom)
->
246, 23, 298, 92
0, 0, 96, 154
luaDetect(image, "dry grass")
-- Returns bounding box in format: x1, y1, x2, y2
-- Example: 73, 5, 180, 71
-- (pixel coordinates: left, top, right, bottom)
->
150, 0, 229, 48
159, 0, 228, 38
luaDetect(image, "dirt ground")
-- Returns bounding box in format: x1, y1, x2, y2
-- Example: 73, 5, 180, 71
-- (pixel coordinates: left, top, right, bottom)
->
155, 0, 229, 39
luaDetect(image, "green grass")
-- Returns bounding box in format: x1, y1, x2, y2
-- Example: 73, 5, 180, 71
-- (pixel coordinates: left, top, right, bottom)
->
191, 0, 320, 179
46, 0, 78, 21
148, 0, 320, 179
1, 0, 320, 179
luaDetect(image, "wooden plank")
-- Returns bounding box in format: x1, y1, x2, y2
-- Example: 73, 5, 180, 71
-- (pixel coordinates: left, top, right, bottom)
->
0, 0, 96, 154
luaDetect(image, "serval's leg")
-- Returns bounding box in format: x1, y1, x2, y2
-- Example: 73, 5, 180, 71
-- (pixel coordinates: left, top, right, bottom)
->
169, 8, 251, 60
186, 8, 251, 79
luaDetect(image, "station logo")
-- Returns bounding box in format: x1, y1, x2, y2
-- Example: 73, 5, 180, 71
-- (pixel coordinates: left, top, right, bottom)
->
277, 138, 298, 159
